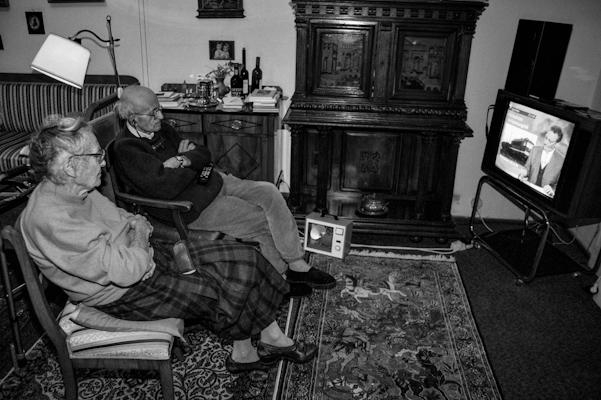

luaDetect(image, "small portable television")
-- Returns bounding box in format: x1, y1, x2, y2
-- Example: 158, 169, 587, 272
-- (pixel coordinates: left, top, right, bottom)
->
304, 212, 353, 259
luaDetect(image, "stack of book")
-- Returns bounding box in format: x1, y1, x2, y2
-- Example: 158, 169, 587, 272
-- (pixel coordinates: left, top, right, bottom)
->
156, 91, 182, 108
246, 88, 281, 112
222, 95, 244, 110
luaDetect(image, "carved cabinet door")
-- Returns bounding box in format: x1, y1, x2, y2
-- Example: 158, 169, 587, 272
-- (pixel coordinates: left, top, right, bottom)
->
390, 28, 457, 101
308, 22, 376, 99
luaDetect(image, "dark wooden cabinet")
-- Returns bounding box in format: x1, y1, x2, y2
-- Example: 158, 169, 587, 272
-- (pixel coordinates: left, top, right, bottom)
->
284, 0, 487, 240
163, 108, 277, 182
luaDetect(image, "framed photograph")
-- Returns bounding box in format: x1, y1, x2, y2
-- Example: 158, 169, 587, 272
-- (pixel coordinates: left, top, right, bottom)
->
209, 40, 234, 61
25, 12, 45, 35
48, 1, 104, 3
0, 0, 8, 8
197, 0, 244, 19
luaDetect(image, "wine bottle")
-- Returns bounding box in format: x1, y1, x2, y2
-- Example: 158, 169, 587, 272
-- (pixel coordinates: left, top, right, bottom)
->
241, 48, 249, 97
230, 63, 243, 97
251, 57, 262, 93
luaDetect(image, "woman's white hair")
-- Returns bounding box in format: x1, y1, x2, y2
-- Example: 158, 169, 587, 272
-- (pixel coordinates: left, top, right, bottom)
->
29, 115, 93, 184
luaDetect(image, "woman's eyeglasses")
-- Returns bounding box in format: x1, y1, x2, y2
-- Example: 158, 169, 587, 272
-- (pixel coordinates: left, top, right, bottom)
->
70, 149, 106, 163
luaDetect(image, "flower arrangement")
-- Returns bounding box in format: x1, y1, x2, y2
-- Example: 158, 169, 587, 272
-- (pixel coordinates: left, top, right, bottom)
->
205, 62, 234, 80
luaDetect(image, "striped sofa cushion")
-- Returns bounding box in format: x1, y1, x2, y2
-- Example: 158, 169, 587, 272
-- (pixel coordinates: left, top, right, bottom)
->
0, 82, 118, 133
0, 81, 124, 171
0, 129, 30, 171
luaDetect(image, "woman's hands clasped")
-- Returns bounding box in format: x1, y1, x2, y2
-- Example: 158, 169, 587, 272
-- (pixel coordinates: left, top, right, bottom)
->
127, 215, 156, 280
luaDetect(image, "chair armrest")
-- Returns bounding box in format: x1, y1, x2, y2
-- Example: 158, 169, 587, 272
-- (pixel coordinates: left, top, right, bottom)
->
116, 191, 193, 212
115, 192, 193, 241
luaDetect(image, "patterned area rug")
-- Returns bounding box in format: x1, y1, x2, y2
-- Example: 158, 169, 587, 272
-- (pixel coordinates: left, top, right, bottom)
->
0, 252, 500, 400
275, 252, 502, 400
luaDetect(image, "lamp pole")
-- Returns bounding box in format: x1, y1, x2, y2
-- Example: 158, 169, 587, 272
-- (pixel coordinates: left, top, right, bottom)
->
69, 15, 121, 89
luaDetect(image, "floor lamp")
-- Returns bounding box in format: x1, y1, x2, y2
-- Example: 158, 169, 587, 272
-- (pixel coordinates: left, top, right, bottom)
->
31, 15, 121, 89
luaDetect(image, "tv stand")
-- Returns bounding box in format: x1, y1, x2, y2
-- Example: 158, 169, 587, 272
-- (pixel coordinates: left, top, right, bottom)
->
469, 175, 589, 284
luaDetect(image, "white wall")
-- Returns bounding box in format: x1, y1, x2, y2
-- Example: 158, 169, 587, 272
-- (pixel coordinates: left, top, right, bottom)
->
0, 0, 295, 95
1, 0, 601, 220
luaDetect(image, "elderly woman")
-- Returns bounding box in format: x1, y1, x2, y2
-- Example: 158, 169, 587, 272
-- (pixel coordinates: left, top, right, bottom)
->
19, 116, 317, 373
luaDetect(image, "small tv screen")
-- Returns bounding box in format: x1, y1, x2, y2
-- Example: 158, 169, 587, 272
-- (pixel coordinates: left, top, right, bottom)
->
304, 213, 353, 259
493, 101, 575, 199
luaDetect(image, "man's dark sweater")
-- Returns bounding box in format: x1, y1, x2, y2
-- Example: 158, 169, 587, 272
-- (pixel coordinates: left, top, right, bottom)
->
113, 122, 223, 224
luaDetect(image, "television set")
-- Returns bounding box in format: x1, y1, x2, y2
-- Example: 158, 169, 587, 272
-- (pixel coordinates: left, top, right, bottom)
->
481, 89, 601, 225
304, 213, 353, 259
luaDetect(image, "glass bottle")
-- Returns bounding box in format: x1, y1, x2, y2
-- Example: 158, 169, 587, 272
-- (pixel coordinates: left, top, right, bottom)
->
241, 48, 249, 97
230, 63, 243, 97
251, 57, 262, 93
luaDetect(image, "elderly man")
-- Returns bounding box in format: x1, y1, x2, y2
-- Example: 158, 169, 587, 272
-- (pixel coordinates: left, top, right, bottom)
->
112, 86, 335, 295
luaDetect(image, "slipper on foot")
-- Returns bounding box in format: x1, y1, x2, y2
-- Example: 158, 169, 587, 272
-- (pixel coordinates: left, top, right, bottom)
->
286, 267, 336, 289
257, 340, 318, 364
225, 355, 274, 374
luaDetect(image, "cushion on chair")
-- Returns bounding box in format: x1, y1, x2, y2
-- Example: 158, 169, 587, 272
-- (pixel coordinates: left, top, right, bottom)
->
58, 302, 181, 360
67, 329, 174, 360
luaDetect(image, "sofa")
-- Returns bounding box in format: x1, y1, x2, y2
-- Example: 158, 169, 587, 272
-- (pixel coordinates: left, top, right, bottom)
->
0, 73, 138, 171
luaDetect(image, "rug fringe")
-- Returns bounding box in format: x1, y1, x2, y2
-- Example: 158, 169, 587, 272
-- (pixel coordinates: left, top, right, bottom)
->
349, 249, 456, 262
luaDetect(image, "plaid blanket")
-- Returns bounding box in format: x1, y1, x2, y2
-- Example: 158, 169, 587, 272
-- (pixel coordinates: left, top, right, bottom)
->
98, 239, 289, 340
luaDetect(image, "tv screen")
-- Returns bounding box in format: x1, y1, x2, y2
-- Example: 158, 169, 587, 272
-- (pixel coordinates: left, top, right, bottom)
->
482, 89, 601, 225
493, 101, 575, 199
304, 212, 353, 259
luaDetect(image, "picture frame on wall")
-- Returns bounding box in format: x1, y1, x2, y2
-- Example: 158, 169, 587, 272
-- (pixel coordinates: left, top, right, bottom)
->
48, 0, 104, 3
197, 0, 244, 19
25, 12, 45, 35
209, 40, 235, 61
0, 0, 9, 8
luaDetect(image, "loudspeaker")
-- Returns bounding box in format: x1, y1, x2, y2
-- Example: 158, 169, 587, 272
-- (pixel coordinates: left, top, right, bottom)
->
505, 19, 572, 100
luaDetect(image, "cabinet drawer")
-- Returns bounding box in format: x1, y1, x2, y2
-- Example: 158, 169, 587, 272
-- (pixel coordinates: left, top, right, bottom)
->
162, 111, 203, 134
203, 114, 271, 135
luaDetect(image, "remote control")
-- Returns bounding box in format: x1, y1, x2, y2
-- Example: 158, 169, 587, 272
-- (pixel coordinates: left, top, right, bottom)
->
198, 163, 213, 183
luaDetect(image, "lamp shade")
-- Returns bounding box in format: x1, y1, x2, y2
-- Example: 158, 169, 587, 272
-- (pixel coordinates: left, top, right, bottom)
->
31, 34, 91, 89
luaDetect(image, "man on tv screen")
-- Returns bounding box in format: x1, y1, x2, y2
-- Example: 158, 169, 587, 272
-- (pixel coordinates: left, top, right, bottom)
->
518, 126, 565, 197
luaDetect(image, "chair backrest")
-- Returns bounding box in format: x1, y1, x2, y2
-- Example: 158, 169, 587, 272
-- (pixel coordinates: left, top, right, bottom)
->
88, 111, 121, 150
104, 139, 127, 208
1, 225, 69, 356
87, 112, 121, 202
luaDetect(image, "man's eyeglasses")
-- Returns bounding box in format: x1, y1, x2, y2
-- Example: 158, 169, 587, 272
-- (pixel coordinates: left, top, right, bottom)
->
135, 106, 163, 119
70, 149, 105, 163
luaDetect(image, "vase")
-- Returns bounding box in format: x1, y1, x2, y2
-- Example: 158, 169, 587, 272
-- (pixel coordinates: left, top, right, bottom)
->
215, 78, 230, 99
